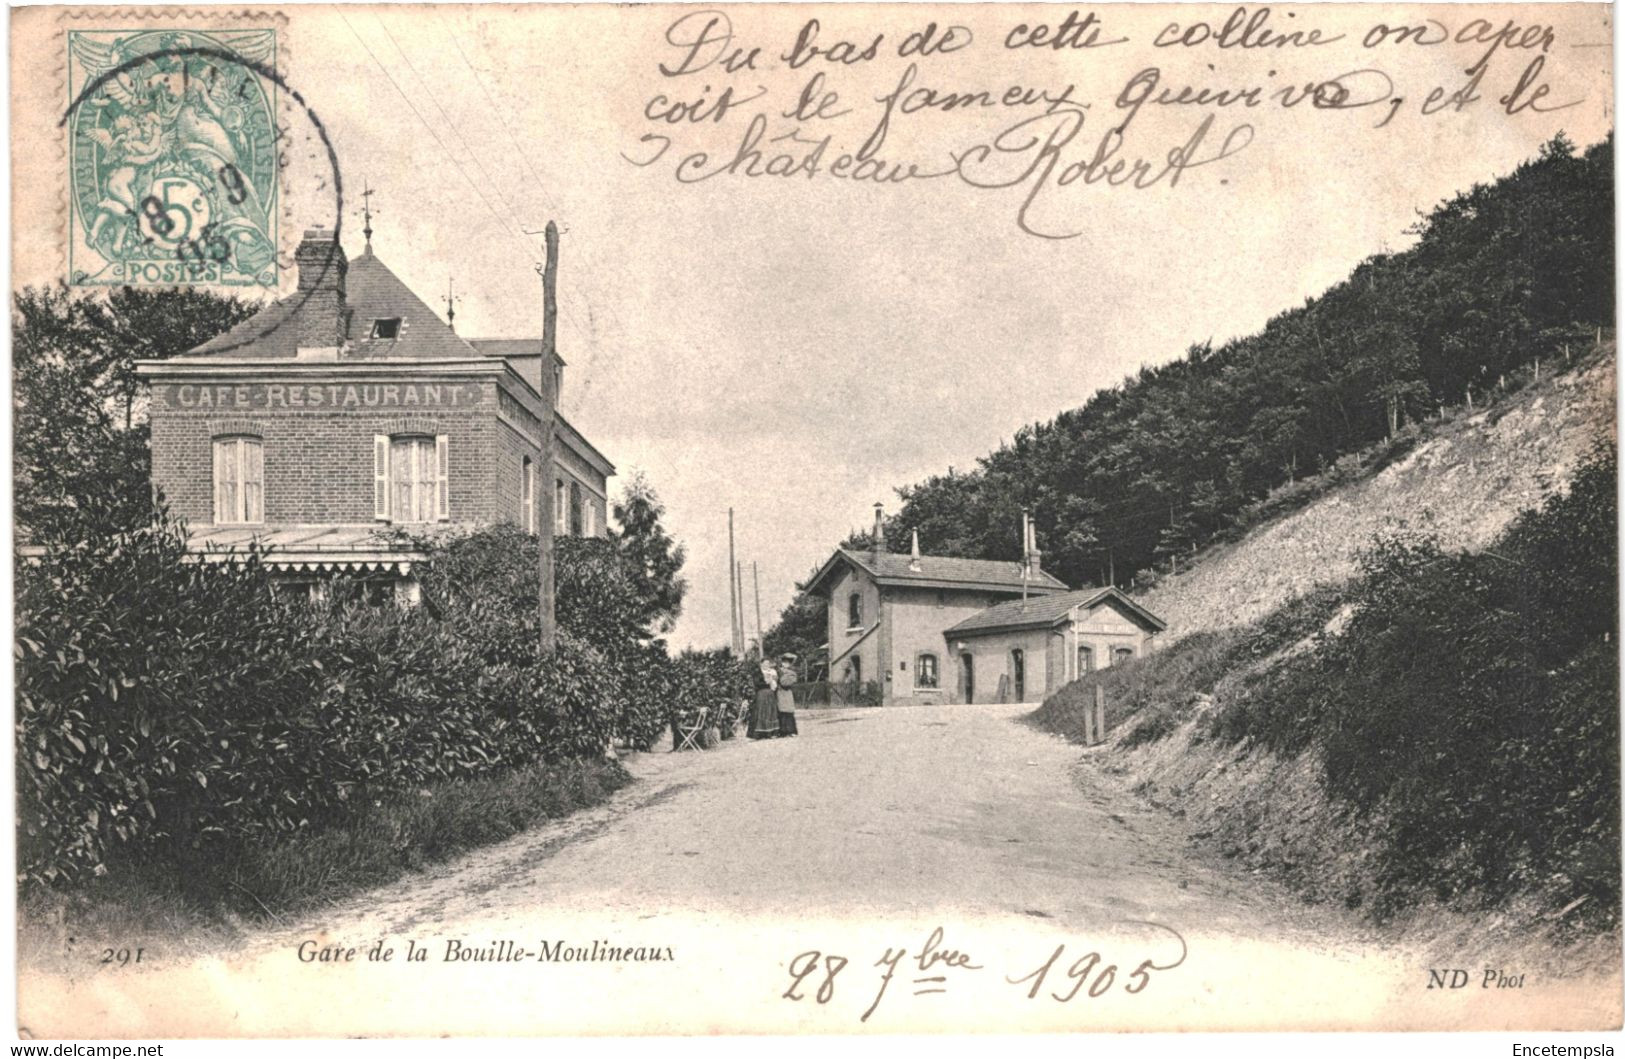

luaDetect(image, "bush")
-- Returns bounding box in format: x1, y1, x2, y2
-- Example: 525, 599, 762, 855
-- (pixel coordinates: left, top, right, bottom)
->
1202, 445, 1619, 924
16, 520, 749, 890
1032, 585, 1343, 746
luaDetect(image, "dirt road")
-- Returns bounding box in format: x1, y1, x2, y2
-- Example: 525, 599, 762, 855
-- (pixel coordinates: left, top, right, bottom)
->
21, 704, 1618, 1035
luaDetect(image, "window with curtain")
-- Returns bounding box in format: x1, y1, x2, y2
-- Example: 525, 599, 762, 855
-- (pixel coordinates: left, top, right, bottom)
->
375, 434, 447, 523
212, 435, 263, 524
915, 653, 939, 689
848, 592, 863, 628
554, 478, 567, 534
1113, 646, 1135, 665
1077, 645, 1094, 674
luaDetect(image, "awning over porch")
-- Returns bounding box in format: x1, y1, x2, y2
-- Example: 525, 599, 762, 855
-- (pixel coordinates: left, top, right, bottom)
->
186, 524, 427, 575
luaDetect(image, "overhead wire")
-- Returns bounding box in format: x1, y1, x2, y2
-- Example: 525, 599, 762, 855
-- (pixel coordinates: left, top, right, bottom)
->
347, 14, 608, 422
442, 18, 622, 411
342, 16, 533, 264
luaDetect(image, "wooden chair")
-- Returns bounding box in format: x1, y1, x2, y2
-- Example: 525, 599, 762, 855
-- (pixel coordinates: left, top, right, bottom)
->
675, 706, 709, 752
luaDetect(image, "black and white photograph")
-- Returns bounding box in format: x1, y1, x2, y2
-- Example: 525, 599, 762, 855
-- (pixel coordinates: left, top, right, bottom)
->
6, 0, 1620, 1040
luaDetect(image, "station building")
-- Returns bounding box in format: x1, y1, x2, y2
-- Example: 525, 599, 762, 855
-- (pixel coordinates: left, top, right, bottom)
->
135, 227, 614, 602
806, 506, 1166, 705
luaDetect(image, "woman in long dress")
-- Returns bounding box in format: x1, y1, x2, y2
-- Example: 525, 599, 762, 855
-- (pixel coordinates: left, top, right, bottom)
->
747, 657, 780, 739
775, 654, 799, 737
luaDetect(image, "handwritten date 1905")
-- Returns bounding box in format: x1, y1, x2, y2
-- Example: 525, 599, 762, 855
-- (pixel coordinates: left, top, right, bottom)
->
782, 923, 1187, 1022
1006, 922, 1188, 1002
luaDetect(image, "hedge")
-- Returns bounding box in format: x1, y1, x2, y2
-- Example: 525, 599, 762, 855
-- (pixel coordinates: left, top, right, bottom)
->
16, 519, 753, 888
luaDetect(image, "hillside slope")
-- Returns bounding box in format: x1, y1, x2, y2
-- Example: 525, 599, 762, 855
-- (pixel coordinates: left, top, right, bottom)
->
1138, 346, 1615, 638
1036, 347, 1618, 949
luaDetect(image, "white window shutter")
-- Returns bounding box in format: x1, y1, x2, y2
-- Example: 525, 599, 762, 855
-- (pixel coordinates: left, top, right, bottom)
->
373, 435, 389, 520
435, 435, 449, 520
212, 439, 229, 523
243, 439, 264, 523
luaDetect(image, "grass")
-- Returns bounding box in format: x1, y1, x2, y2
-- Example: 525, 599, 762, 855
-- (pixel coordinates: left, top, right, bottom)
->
1031, 584, 1345, 747
20, 757, 632, 964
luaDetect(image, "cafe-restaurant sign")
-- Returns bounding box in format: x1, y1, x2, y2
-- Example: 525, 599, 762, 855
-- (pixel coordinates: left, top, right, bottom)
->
153, 381, 483, 411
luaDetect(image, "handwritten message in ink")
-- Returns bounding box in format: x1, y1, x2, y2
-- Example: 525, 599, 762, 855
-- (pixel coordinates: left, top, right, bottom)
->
624, 6, 1593, 237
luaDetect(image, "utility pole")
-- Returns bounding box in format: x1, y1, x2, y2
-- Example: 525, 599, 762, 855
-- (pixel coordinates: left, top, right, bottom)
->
536, 221, 560, 655
736, 561, 748, 655
753, 561, 763, 651
728, 508, 741, 656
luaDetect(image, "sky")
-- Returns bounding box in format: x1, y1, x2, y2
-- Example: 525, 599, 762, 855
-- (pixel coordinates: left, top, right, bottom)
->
11, 2, 1614, 649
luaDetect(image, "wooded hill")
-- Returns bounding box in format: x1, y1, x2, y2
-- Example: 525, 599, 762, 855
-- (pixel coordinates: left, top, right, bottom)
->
873, 134, 1613, 593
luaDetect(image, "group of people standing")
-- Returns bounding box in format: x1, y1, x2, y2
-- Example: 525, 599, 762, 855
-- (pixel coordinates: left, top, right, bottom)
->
748, 653, 799, 739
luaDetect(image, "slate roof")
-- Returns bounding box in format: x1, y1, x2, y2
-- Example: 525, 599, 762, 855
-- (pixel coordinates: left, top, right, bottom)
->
806, 547, 1069, 597
187, 250, 482, 361
946, 586, 1167, 636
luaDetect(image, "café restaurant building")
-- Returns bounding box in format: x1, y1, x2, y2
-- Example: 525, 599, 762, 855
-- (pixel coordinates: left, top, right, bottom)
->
136, 226, 614, 602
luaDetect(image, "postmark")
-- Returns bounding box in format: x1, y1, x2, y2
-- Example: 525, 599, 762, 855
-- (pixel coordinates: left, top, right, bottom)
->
58, 12, 347, 356
66, 24, 281, 287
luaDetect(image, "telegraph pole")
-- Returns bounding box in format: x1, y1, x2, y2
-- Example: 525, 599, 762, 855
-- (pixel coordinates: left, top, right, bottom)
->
728, 508, 741, 656
753, 561, 763, 652
537, 221, 560, 655
736, 561, 748, 655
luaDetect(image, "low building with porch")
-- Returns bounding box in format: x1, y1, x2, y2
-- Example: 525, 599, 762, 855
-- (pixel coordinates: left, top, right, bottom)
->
943, 586, 1166, 704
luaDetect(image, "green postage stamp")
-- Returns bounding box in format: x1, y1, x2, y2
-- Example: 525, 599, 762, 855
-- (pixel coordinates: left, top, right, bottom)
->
66, 26, 280, 287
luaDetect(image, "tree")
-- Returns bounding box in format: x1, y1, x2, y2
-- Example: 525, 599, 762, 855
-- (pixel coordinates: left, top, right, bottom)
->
99, 286, 258, 428
762, 575, 828, 679
610, 472, 687, 636
794, 134, 1614, 589
13, 284, 257, 544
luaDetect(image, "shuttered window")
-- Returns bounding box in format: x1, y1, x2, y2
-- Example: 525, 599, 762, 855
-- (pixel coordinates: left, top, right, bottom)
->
374, 434, 448, 522
522, 457, 535, 533
212, 436, 263, 524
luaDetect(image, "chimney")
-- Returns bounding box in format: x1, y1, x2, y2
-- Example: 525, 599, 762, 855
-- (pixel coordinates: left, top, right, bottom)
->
909, 528, 922, 572
1025, 512, 1043, 578
294, 228, 347, 357
871, 503, 887, 559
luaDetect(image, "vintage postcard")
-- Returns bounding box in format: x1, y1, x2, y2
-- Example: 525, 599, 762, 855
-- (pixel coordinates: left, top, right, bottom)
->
9, 0, 1620, 1039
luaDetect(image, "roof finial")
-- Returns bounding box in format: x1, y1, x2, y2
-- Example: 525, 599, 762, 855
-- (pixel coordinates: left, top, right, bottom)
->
444, 276, 460, 332
361, 180, 377, 252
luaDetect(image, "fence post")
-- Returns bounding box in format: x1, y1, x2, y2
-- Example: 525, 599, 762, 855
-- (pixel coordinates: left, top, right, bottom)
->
1093, 685, 1106, 746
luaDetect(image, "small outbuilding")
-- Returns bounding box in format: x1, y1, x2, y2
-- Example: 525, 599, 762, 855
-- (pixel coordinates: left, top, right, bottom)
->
943, 586, 1167, 704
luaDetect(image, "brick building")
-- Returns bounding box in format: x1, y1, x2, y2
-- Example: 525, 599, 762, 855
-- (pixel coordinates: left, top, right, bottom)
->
806, 506, 1165, 705
135, 227, 614, 602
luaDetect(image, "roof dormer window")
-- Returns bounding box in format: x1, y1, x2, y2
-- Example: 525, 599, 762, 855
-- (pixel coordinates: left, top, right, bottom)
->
370, 317, 402, 339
